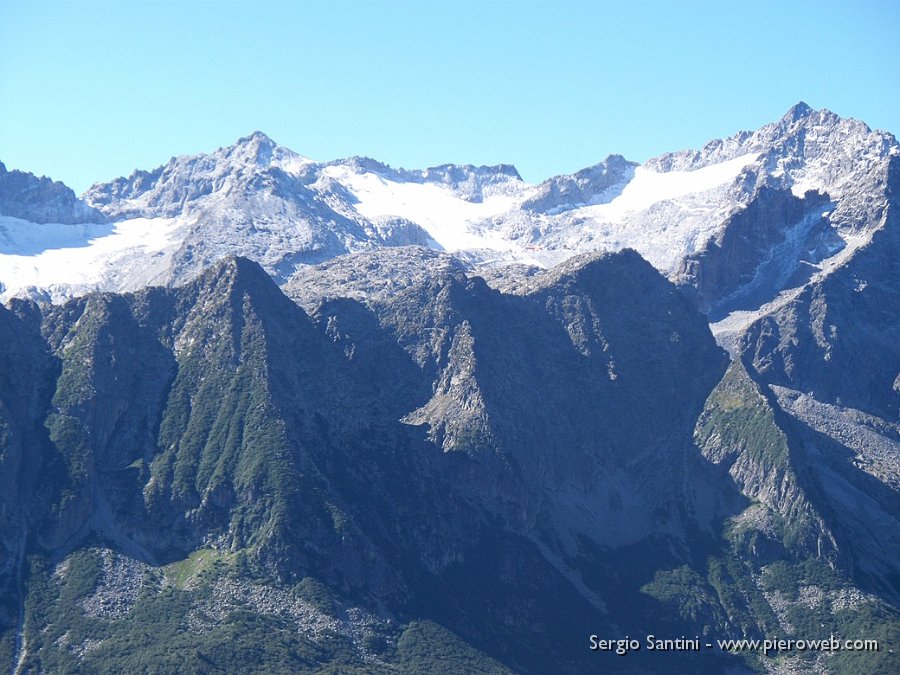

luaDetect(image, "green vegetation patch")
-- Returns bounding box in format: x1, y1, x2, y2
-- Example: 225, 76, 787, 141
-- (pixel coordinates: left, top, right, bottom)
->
14, 547, 512, 674
163, 548, 238, 590
695, 361, 788, 466
393, 620, 513, 674
760, 559, 900, 674
641, 565, 727, 630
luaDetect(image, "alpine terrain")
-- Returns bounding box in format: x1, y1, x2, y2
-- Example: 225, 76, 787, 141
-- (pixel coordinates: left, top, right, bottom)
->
0, 103, 897, 673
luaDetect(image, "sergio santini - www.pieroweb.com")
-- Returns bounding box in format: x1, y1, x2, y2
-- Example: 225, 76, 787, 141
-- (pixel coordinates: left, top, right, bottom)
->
589, 634, 881, 656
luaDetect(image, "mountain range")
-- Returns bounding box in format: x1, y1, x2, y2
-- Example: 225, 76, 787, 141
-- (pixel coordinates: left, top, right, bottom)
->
0, 103, 898, 673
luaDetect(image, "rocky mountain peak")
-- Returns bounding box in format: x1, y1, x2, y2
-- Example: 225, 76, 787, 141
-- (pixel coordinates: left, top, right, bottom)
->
219, 130, 313, 174
521, 154, 637, 213
0, 161, 104, 224
525, 247, 649, 291
236, 129, 276, 148
223, 130, 277, 165
4, 105, 899, 335
783, 100, 814, 122
205, 254, 276, 286
186, 255, 294, 309
83, 130, 315, 219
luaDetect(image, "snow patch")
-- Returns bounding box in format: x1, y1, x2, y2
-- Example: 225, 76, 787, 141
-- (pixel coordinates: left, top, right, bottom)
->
274, 152, 315, 176
537, 152, 761, 273
0, 215, 182, 301
578, 152, 758, 221
322, 165, 529, 253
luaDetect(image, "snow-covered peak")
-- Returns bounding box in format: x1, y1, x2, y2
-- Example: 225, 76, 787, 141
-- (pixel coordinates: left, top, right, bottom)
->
646, 103, 894, 176
326, 156, 526, 203
84, 131, 315, 219
633, 103, 898, 247
749, 105, 898, 233
320, 162, 532, 254
227, 130, 279, 163
4, 104, 897, 315
220, 131, 314, 176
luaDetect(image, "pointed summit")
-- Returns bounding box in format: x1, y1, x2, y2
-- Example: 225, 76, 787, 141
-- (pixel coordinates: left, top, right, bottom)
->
225, 130, 280, 165
233, 130, 277, 152
783, 101, 814, 122
192, 255, 285, 299
241, 130, 276, 145
233, 131, 314, 173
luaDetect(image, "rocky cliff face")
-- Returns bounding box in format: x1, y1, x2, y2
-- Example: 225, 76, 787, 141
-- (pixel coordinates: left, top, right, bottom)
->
677, 186, 835, 316
1, 249, 772, 673
0, 301, 56, 641
732, 154, 900, 606
0, 162, 104, 225
740, 155, 900, 423
1, 246, 898, 672
298, 248, 730, 552
520, 154, 637, 214
695, 361, 838, 563
670, 104, 897, 320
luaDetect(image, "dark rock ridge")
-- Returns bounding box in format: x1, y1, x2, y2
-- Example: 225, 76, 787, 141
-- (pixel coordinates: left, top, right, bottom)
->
677, 186, 836, 316
298, 248, 730, 549
1, 249, 776, 673
741, 154, 900, 424
2, 246, 898, 672
695, 361, 838, 564
734, 156, 900, 603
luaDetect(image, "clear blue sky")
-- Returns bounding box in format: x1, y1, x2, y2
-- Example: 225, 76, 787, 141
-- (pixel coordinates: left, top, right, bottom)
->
1, 0, 898, 193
